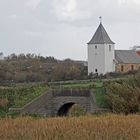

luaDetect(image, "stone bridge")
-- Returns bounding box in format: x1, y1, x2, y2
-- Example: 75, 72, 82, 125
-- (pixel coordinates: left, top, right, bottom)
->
11, 89, 98, 117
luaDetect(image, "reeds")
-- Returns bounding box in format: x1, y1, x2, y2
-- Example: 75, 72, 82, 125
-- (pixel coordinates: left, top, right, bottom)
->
0, 114, 139, 140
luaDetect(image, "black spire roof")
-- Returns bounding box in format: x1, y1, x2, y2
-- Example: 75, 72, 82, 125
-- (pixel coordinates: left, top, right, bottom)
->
88, 23, 115, 44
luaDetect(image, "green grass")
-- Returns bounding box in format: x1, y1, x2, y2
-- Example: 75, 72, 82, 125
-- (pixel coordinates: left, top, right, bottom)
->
13, 85, 49, 108
93, 88, 108, 108
0, 84, 49, 108
0, 84, 49, 117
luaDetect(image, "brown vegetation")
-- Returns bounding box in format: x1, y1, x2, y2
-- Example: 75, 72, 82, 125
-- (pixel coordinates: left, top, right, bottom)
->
0, 54, 87, 83
0, 115, 139, 140
0, 99, 9, 107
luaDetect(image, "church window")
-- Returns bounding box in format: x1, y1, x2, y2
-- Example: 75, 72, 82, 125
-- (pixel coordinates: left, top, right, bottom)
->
109, 45, 111, 51
95, 45, 97, 49
131, 65, 134, 71
95, 69, 98, 76
95, 69, 98, 73
121, 65, 124, 72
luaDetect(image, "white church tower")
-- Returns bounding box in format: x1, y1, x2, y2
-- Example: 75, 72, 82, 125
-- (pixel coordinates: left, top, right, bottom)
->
87, 18, 115, 75
88, 18, 115, 75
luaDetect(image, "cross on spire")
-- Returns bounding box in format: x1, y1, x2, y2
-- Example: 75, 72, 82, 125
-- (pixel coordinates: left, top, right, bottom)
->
99, 16, 102, 24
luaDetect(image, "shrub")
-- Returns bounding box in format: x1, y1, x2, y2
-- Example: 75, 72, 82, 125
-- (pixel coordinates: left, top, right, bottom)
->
68, 104, 86, 117
106, 82, 140, 114
0, 99, 9, 108
134, 72, 140, 87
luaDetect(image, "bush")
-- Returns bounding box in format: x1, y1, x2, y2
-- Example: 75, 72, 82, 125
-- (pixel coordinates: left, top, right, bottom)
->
68, 104, 86, 117
106, 82, 140, 114
0, 99, 9, 108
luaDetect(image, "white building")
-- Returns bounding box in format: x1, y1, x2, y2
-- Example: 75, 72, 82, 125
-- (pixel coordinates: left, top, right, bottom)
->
87, 22, 115, 75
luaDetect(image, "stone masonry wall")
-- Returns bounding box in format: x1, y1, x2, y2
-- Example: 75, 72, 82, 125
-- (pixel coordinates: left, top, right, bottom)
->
116, 63, 140, 73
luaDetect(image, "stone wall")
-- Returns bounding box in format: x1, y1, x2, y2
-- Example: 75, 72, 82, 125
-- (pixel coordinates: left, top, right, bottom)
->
116, 63, 140, 73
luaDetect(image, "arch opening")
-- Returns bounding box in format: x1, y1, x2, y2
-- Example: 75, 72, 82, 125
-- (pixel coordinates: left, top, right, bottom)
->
57, 103, 75, 116
57, 103, 86, 117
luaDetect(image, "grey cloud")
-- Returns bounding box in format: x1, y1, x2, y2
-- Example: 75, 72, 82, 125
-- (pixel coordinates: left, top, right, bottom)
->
0, 0, 140, 60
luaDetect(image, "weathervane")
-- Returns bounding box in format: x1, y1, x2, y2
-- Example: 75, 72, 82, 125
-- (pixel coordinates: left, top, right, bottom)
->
99, 16, 102, 24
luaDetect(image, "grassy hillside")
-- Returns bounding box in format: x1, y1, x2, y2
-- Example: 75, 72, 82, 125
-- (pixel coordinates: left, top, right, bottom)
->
0, 83, 49, 117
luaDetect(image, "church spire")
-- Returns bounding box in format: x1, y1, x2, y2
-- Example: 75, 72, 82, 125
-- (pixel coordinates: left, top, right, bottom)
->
88, 18, 114, 44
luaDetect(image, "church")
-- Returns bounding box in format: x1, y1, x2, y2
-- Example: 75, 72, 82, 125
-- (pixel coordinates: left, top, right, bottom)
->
87, 20, 140, 75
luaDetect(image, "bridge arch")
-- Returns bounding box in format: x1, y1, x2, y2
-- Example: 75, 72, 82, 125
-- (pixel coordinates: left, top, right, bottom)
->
57, 102, 75, 116
56, 101, 87, 117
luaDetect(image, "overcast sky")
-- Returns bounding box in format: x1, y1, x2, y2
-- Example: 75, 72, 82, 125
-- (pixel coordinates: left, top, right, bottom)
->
0, 0, 140, 60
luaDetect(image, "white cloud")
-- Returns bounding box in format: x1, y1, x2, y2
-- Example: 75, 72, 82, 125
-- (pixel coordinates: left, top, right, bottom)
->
26, 0, 42, 9
133, 0, 140, 5
118, 0, 140, 5
10, 14, 17, 19
53, 0, 77, 19
66, 0, 77, 13
52, 0, 93, 22
118, 0, 127, 4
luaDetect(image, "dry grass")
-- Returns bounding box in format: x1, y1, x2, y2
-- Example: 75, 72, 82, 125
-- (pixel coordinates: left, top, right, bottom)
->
0, 114, 139, 140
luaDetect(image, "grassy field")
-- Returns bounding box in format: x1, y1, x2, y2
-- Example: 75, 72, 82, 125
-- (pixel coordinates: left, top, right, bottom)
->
0, 114, 139, 140
0, 83, 49, 117
0, 84, 48, 108
49, 81, 103, 89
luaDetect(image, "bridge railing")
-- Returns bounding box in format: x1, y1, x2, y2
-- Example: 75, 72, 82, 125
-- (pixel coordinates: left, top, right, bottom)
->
52, 89, 90, 97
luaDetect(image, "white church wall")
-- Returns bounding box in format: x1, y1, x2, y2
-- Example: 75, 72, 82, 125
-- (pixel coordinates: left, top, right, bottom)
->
88, 44, 105, 75
104, 44, 115, 73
